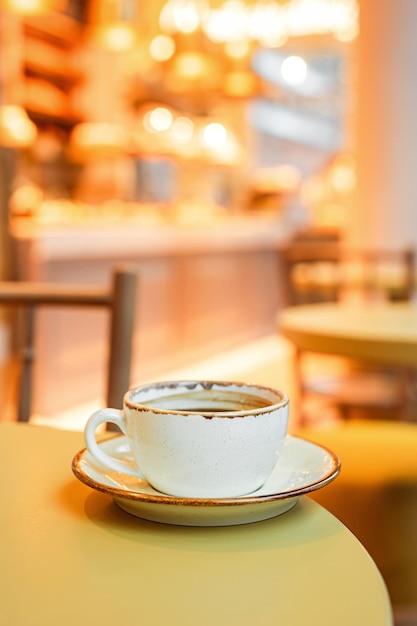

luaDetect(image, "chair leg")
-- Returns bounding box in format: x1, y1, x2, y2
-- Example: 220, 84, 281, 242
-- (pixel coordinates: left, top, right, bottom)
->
399, 366, 416, 422
338, 403, 352, 420
106, 269, 137, 410
293, 347, 308, 426
17, 306, 35, 422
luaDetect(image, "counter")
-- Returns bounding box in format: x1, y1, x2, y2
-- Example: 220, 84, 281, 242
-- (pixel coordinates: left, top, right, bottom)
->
12, 216, 291, 416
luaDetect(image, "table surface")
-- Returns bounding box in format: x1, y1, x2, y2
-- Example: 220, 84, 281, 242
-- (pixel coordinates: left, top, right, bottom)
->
279, 301, 417, 365
0, 423, 392, 626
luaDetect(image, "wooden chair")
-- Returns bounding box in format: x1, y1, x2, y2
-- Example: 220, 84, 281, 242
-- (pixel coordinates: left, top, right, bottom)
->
280, 234, 415, 307
280, 238, 416, 421
0, 267, 138, 422
279, 238, 341, 306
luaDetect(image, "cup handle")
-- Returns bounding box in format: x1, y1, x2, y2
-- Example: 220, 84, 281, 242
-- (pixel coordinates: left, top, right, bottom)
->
84, 408, 138, 476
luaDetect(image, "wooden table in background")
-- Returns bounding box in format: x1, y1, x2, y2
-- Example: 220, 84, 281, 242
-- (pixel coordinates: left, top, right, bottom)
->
279, 302, 417, 366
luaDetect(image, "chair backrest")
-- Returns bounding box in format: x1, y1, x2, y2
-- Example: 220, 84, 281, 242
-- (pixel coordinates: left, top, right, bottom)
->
279, 237, 341, 306
280, 236, 415, 306
338, 247, 415, 303
0, 267, 138, 422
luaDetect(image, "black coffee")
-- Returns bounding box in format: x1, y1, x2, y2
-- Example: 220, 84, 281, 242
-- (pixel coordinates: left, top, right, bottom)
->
142, 390, 275, 413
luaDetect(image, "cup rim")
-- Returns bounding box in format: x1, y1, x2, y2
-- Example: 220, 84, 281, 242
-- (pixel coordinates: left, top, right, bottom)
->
124, 380, 289, 416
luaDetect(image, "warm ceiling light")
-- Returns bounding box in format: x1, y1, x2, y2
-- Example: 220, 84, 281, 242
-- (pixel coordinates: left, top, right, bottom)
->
143, 107, 173, 133
174, 52, 207, 79
149, 35, 176, 62
201, 122, 228, 149
0, 105, 37, 148
88, 0, 139, 51
149, 107, 173, 132
1, 0, 66, 14
250, 2, 288, 47
169, 52, 222, 90
203, 0, 358, 46
281, 56, 308, 86
159, 0, 209, 35
69, 123, 129, 159
9, 184, 43, 218
175, 5, 200, 32
200, 126, 242, 166
329, 155, 357, 193
223, 70, 258, 98
205, 0, 249, 43
224, 39, 250, 60
92, 22, 137, 52
171, 116, 194, 143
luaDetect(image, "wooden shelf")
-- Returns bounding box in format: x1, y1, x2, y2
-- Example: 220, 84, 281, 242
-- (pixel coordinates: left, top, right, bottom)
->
26, 108, 82, 130
23, 12, 83, 48
24, 64, 82, 89
20, 9, 85, 134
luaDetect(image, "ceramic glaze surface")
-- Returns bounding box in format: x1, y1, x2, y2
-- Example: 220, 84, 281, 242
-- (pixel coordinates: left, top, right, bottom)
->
128, 406, 286, 497
84, 380, 289, 498
72, 434, 341, 526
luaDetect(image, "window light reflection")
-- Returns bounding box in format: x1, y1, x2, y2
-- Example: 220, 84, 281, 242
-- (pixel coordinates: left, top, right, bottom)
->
281, 56, 308, 86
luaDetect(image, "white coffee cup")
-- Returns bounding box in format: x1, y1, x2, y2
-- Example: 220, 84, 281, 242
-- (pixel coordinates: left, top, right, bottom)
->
84, 380, 289, 498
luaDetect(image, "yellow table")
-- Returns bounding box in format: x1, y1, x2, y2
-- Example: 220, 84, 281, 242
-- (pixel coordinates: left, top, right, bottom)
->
279, 301, 417, 365
0, 423, 392, 626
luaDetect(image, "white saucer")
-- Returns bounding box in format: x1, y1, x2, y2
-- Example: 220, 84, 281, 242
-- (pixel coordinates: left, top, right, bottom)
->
72, 435, 340, 526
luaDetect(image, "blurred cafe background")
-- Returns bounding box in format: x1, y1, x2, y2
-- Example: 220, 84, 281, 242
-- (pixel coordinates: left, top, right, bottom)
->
2, 0, 417, 621
0, 0, 364, 424
2, 0, 417, 424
